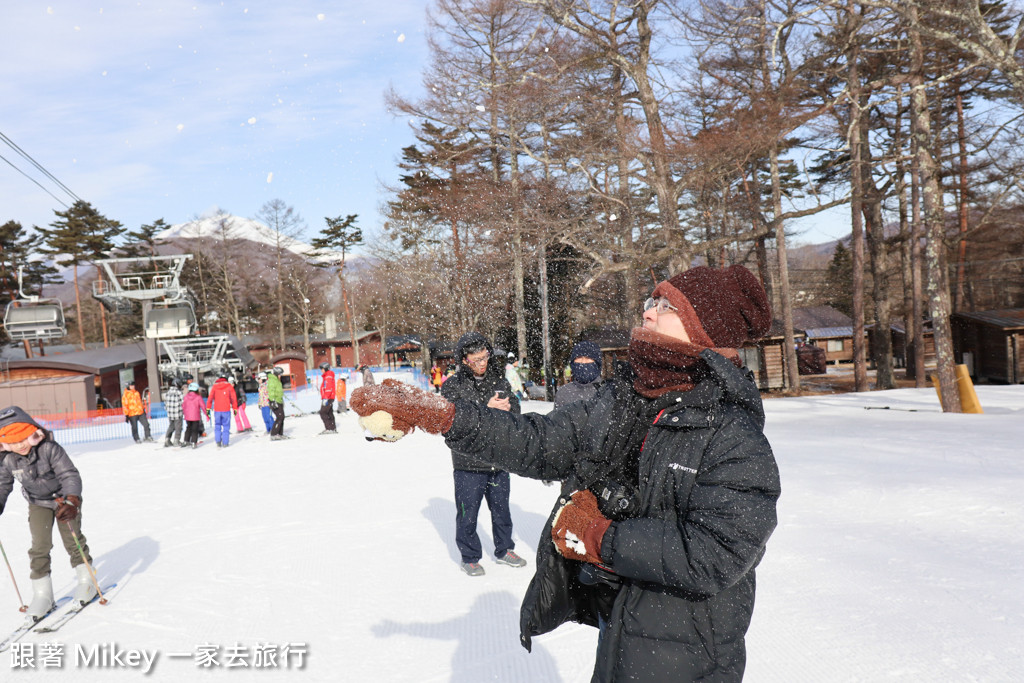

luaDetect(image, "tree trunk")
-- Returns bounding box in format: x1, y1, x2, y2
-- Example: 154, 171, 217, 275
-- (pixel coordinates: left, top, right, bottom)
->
864, 197, 895, 389
277, 250, 286, 350
770, 147, 800, 392
954, 91, 970, 312
844, 4, 868, 391
338, 270, 360, 367
908, 16, 960, 412
859, 113, 894, 390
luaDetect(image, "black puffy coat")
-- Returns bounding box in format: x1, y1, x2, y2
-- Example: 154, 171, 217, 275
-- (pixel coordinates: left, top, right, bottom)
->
444, 350, 781, 682
441, 332, 520, 472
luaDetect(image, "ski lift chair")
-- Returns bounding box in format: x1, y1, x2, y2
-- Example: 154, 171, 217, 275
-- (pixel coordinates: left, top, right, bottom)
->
144, 301, 197, 339
3, 300, 66, 341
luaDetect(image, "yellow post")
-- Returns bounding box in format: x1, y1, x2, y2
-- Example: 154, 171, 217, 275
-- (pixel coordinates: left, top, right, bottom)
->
931, 366, 983, 413
955, 364, 983, 413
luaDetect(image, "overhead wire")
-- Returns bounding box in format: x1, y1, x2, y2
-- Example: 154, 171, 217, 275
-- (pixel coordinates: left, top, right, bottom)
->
0, 151, 70, 209
0, 129, 81, 206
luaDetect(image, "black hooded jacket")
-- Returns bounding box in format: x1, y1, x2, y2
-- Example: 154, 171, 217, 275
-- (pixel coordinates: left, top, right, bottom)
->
441, 332, 521, 472
443, 350, 781, 682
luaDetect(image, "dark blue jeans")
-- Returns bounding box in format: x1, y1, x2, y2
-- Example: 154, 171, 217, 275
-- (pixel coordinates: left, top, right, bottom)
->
453, 470, 514, 564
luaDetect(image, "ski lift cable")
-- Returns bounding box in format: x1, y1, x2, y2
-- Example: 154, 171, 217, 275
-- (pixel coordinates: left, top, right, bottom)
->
0, 151, 71, 209
0, 130, 81, 204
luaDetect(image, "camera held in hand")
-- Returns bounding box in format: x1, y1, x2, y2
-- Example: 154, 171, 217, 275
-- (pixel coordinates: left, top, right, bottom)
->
590, 479, 640, 522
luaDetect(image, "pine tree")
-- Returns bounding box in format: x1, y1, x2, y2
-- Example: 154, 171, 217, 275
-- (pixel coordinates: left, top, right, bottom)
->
825, 241, 854, 317
120, 218, 169, 259
310, 214, 363, 365
37, 201, 121, 349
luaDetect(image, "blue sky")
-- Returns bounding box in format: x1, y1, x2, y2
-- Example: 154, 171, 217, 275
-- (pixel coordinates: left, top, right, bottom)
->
0, 1, 430, 249
0, 1, 843, 252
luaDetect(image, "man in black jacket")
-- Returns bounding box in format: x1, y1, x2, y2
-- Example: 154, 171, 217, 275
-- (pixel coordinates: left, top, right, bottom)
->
353, 265, 780, 682
440, 332, 528, 577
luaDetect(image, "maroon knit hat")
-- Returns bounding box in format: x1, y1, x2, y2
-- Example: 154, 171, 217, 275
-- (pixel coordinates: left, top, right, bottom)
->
652, 264, 771, 348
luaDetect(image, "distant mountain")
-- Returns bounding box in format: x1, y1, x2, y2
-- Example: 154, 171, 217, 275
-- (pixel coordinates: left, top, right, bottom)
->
157, 211, 346, 264
40, 211, 359, 305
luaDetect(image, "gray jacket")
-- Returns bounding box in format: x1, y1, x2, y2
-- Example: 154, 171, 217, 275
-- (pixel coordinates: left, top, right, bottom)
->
0, 407, 83, 513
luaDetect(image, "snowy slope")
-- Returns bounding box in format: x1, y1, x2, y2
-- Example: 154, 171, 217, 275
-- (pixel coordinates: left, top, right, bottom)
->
0, 386, 1021, 681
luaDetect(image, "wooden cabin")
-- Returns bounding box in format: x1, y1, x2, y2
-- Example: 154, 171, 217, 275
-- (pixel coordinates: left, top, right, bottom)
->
951, 309, 1024, 383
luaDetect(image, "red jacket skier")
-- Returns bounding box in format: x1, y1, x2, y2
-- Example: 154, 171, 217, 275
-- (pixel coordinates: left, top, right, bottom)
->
318, 362, 337, 434
206, 376, 238, 448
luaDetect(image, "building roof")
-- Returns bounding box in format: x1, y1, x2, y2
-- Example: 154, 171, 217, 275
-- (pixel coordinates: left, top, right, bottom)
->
792, 306, 853, 330
385, 335, 423, 354
804, 326, 855, 339
2, 341, 147, 375
953, 308, 1024, 330
248, 329, 381, 348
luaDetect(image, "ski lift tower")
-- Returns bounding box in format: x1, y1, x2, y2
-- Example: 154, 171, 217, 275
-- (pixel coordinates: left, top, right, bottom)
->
92, 255, 193, 402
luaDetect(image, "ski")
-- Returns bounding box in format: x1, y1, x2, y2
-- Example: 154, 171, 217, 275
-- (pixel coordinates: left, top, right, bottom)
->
34, 583, 117, 634
0, 597, 72, 652
33, 584, 116, 635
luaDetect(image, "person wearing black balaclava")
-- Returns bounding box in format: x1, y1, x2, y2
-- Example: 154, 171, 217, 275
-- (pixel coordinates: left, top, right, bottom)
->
555, 341, 604, 409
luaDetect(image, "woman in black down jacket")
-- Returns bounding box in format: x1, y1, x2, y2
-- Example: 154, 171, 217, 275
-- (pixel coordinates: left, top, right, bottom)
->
353, 265, 781, 682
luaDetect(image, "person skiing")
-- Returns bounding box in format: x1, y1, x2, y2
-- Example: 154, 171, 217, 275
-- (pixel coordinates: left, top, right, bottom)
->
440, 332, 527, 577
256, 372, 274, 434
182, 382, 207, 449
554, 341, 604, 409
231, 376, 252, 433
350, 264, 780, 681
162, 378, 184, 448
121, 381, 153, 444
206, 374, 238, 448
267, 367, 286, 440
0, 406, 98, 619
318, 362, 337, 435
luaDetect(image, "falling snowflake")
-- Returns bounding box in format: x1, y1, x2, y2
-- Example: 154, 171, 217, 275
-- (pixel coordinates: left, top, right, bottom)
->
248, 117, 257, 125
176, 124, 184, 132
397, 33, 405, 43
267, 172, 274, 183
317, 13, 325, 21
609, 214, 617, 221
476, 105, 485, 112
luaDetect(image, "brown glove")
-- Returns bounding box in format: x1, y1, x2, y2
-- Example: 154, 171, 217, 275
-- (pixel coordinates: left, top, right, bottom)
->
551, 490, 612, 565
55, 495, 81, 522
350, 378, 456, 442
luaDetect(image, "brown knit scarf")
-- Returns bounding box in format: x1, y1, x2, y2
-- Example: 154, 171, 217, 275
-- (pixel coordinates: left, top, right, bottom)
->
628, 308, 743, 399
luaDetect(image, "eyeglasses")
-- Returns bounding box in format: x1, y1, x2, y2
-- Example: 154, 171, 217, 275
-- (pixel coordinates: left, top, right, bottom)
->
465, 351, 490, 366
643, 297, 678, 315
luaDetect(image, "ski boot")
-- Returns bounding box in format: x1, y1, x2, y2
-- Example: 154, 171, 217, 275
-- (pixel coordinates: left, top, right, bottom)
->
26, 575, 55, 621
73, 564, 98, 605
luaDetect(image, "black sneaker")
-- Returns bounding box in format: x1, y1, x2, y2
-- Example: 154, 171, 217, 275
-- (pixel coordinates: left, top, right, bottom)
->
460, 562, 485, 577
495, 551, 527, 568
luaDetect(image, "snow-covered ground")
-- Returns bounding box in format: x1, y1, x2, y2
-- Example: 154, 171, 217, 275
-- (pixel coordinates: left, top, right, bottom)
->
0, 385, 1021, 681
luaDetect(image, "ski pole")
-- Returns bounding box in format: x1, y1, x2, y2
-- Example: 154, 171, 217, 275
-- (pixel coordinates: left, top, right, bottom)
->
0, 537, 27, 612
63, 521, 107, 605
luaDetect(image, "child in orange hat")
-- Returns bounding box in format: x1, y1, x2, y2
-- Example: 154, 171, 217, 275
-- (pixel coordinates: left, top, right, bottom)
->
0, 406, 98, 621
